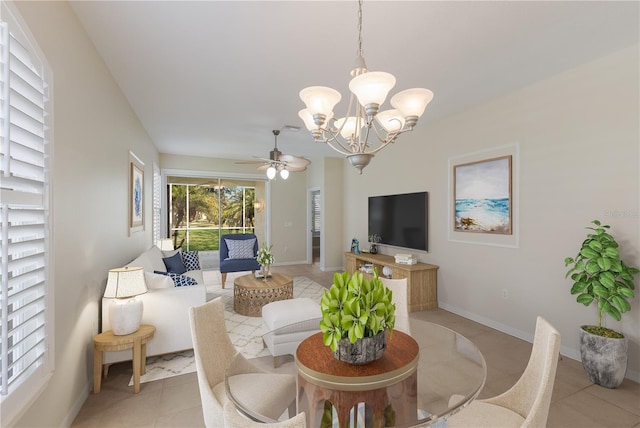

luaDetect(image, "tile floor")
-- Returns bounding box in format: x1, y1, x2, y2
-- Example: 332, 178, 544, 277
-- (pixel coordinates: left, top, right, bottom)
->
71, 264, 640, 428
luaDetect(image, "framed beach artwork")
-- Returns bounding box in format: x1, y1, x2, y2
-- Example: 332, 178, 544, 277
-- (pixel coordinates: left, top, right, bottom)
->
129, 151, 144, 234
454, 155, 512, 234
448, 144, 519, 248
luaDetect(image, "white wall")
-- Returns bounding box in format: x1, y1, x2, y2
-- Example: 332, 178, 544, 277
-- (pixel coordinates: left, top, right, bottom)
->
343, 47, 640, 381
12, 1, 160, 426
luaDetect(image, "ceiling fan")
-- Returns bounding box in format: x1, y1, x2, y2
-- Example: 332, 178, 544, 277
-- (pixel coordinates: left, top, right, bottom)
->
236, 129, 311, 180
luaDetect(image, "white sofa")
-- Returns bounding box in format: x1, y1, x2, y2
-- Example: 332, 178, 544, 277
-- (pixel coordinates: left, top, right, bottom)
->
101, 246, 207, 365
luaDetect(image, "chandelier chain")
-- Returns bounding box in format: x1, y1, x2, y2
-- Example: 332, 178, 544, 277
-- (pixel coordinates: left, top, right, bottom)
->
356, 0, 363, 58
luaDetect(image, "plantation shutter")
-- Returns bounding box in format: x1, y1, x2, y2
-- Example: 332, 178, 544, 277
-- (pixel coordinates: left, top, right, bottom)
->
0, 16, 50, 400
152, 162, 161, 245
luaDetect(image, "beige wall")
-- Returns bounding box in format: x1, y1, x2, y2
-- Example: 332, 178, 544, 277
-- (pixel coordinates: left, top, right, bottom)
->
12, 1, 159, 426
343, 46, 640, 381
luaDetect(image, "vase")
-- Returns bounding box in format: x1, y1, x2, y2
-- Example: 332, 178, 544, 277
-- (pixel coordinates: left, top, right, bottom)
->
333, 330, 386, 365
579, 326, 628, 388
261, 265, 270, 281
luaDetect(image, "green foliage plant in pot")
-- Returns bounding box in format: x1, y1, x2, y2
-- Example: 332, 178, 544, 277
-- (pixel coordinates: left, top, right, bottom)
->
565, 219, 639, 388
320, 270, 396, 365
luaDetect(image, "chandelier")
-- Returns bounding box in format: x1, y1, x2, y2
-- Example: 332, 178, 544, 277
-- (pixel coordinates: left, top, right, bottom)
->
298, 0, 433, 174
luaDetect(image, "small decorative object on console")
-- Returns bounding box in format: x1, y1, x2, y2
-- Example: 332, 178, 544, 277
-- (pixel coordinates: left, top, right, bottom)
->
382, 266, 393, 278
351, 238, 360, 254
395, 253, 417, 265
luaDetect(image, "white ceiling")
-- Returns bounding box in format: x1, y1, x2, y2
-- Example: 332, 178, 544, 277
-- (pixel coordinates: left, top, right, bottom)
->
69, 1, 639, 162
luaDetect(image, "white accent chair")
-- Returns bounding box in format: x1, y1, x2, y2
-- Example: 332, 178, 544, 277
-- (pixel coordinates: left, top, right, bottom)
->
261, 298, 321, 367
223, 402, 306, 427
189, 297, 296, 427
380, 277, 409, 333
445, 316, 561, 428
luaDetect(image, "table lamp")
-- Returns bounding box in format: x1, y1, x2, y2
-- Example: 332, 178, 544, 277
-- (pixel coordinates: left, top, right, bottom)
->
104, 266, 148, 335
157, 238, 174, 251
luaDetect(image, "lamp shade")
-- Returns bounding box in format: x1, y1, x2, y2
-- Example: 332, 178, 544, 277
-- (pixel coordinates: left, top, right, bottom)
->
157, 238, 174, 251
299, 86, 342, 117
279, 168, 289, 180
298, 109, 317, 131
335, 116, 362, 140
104, 267, 147, 299
375, 109, 405, 133
390, 88, 434, 118
348, 71, 396, 108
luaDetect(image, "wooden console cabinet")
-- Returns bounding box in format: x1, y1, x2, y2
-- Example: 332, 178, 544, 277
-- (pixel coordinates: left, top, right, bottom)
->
344, 252, 439, 312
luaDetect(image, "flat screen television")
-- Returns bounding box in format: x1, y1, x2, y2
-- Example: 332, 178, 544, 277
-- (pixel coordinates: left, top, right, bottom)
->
368, 192, 428, 251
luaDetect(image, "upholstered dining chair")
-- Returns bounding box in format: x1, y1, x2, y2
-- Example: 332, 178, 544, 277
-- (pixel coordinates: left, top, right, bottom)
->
188, 298, 296, 428
219, 233, 261, 288
445, 316, 561, 428
223, 402, 307, 428
380, 277, 410, 333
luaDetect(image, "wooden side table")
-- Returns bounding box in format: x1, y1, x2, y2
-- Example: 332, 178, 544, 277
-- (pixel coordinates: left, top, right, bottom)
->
93, 324, 155, 394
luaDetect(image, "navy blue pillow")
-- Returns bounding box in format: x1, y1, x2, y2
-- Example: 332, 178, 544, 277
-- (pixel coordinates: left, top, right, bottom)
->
154, 270, 198, 286
163, 251, 186, 274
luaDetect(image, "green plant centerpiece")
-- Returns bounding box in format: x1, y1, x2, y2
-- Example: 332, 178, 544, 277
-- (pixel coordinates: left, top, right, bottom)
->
320, 270, 396, 364
564, 219, 639, 388
256, 243, 274, 281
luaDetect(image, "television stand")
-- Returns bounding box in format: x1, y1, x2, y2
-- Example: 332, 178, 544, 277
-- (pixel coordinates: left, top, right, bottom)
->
344, 252, 439, 312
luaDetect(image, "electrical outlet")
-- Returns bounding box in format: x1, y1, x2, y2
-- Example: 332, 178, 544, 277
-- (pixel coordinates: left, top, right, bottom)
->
502, 289, 509, 300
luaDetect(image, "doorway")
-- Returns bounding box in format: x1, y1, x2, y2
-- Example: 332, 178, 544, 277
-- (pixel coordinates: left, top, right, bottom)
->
310, 188, 320, 265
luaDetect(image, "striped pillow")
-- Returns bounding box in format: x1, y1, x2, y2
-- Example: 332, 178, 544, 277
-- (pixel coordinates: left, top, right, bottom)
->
225, 238, 256, 259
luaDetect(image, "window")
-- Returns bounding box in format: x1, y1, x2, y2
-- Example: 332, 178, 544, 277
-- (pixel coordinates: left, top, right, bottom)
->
168, 177, 256, 251
0, 3, 53, 425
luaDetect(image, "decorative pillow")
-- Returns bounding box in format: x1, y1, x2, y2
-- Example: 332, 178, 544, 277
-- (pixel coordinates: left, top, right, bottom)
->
225, 238, 256, 259
145, 272, 174, 289
162, 251, 186, 274
182, 251, 200, 271
154, 271, 198, 287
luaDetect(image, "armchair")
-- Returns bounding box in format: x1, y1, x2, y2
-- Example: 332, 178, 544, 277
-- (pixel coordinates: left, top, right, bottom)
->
219, 233, 261, 288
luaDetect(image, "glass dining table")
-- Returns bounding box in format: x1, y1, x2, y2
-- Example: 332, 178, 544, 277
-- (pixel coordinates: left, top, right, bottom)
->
226, 318, 486, 428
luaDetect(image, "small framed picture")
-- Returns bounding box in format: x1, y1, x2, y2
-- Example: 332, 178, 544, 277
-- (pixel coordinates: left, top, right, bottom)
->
129, 151, 144, 234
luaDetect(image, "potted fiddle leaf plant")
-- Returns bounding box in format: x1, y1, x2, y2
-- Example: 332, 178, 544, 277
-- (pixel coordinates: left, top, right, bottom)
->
320, 270, 396, 364
564, 219, 639, 388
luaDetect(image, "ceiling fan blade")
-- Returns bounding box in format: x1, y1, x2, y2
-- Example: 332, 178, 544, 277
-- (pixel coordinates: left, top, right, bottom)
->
256, 164, 273, 171
281, 155, 311, 168
235, 160, 266, 165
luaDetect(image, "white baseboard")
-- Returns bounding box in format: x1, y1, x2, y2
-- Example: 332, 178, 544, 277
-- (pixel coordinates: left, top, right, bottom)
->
63, 382, 90, 427
438, 302, 640, 384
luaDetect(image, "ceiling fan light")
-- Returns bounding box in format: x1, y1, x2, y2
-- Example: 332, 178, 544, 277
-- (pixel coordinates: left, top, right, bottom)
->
266, 166, 277, 180
279, 168, 289, 180
390, 88, 434, 118
375, 109, 405, 133
348, 71, 396, 111
299, 86, 342, 118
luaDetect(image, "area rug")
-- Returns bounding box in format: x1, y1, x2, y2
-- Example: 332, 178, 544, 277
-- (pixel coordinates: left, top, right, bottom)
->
129, 276, 325, 386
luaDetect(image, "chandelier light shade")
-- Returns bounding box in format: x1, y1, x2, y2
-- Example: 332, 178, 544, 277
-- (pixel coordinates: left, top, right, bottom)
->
298, 0, 434, 173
